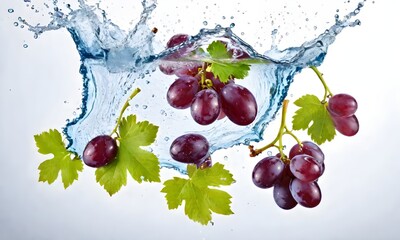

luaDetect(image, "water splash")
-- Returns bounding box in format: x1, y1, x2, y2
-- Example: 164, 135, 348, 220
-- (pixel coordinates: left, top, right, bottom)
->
17, 0, 364, 173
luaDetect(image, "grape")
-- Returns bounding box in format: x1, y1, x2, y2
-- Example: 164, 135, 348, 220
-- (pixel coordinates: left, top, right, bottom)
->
252, 156, 284, 189
166, 34, 190, 48
290, 178, 322, 208
167, 76, 199, 109
290, 154, 322, 182
328, 93, 358, 117
220, 83, 258, 126
289, 141, 325, 165
191, 89, 221, 125
82, 135, 118, 168
159, 34, 191, 74
170, 134, 209, 164
174, 63, 202, 77
273, 175, 297, 210
331, 114, 359, 136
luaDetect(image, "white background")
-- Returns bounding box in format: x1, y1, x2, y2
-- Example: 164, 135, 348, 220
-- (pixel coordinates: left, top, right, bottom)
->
1, 0, 399, 239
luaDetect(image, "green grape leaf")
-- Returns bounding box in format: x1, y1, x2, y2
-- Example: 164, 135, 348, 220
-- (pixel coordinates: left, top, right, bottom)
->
206, 41, 250, 83
96, 115, 160, 196
34, 129, 83, 189
292, 94, 336, 144
161, 163, 234, 225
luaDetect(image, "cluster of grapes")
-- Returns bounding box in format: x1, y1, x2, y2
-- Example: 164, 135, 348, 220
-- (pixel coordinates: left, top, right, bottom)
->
327, 93, 359, 136
161, 34, 258, 126
252, 141, 325, 209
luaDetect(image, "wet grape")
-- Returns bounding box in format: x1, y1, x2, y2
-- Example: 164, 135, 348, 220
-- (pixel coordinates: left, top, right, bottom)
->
82, 135, 118, 168
290, 178, 322, 208
331, 114, 359, 136
191, 89, 221, 125
169, 134, 209, 164
289, 141, 325, 165
252, 156, 284, 189
289, 154, 322, 182
328, 93, 358, 117
166, 76, 199, 109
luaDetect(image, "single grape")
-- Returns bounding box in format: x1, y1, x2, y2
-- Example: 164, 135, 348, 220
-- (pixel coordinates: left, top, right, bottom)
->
82, 135, 118, 168
174, 64, 202, 77
328, 93, 358, 117
252, 156, 284, 189
167, 76, 199, 109
191, 89, 221, 125
220, 83, 258, 126
289, 141, 325, 165
273, 175, 297, 210
289, 154, 322, 182
170, 134, 209, 164
290, 178, 322, 208
166, 34, 190, 48
331, 114, 359, 136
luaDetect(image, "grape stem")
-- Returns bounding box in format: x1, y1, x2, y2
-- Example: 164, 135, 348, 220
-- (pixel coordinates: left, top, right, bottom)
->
310, 66, 333, 102
249, 100, 302, 161
110, 88, 141, 137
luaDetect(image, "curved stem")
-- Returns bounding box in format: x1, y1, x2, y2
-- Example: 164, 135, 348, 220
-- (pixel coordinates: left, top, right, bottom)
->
110, 88, 141, 136
310, 66, 333, 102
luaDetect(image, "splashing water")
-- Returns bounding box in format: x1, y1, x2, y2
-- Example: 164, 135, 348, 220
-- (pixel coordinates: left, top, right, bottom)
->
18, 0, 364, 173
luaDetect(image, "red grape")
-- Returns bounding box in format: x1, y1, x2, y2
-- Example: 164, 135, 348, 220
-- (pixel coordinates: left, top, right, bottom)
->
167, 76, 199, 109
331, 114, 359, 136
170, 134, 209, 164
273, 174, 297, 210
191, 89, 221, 125
82, 135, 118, 168
290, 178, 322, 208
220, 83, 257, 126
328, 93, 358, 117
252, 156, 284, 189
289, 141, 325, 165
289, 154, 322, 182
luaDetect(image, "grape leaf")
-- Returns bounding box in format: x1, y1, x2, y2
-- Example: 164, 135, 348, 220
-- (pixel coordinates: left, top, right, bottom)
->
206, 41, 250, 83
292, 94, 336, 144
161, 163, 234, 225
34, 129, 83, 189
96, 115, 160, 196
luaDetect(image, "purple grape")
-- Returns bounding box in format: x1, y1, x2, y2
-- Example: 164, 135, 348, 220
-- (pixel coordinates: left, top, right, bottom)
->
167, 76, 199, 109
289, 141, 325, 165
166, 34, 190, 48
82, 135, 118, 168
273, 175, 297, 210
159, 34, 191, 74
289, 154, 322, 182
220, 83, 257, 126
191, 89, 221, 125
331, 114, 359, 136
290, 178, 322, 208
252, 156, 284, 189
170, 134, 209, 164
328, 93, 358, 117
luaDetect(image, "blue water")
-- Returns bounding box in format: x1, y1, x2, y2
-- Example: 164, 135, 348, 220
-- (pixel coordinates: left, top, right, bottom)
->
15, 0, 364, 173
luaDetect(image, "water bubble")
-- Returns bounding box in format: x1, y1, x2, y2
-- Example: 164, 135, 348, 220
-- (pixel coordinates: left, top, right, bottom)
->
8, 9, 14, 13
23, 44, 28, 48
203, 21, 208, 26
14, 22, 19, 27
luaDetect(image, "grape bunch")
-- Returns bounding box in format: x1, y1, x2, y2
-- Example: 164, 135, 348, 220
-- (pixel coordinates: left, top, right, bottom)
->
252, 141, 324, 209
328, 93, 359, 136
161, 34, 258, 126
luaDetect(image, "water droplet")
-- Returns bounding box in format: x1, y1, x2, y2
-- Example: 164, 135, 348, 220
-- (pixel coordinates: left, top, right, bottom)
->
142, 105, 148, 109
223, 156, 228, 161
23, 44, 28, 48
241, 32, 244, 36
203, 21, 208, 26
8, 9, 14, 13
222, 16, 226, 20
267, 151, 272, 156
164, 137, 169, 141
14, 22, 19, 27
230, 16, 234, 19
20, 25, 25, 28
230, 23, 235, 28
135, 104, 139, 108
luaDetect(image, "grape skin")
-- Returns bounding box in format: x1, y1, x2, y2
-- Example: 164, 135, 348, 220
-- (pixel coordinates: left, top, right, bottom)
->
167, 76, 199, 109
252, 156, 284, 189
289, 154, 322, 182
220, 83, 257, 126
290, 178, 322, 208
169, 134, 209, 164
191, 89, 221, 125
82, 135, 118, 168
328, 93, 358, 117
331, 114, 359, 136
289, 141, 325, 165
